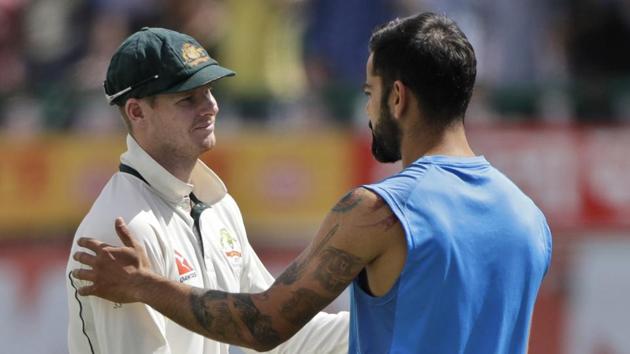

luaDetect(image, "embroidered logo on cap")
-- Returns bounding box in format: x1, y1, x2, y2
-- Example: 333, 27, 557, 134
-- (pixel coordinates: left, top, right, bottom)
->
181, 43, 210, 67
175, 250, 197, 282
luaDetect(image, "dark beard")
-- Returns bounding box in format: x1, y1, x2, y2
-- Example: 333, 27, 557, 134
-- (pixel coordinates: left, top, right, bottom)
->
370, 100, 401, 163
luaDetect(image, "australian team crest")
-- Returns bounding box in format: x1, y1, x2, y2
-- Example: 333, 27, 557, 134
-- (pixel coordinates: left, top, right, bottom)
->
220, 228, 242, 270
220, 228, 241, 257
181, 43, 210, 67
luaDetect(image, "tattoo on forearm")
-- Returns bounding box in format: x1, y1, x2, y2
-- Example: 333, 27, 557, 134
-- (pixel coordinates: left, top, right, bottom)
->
191, 290, 241, 341
280, 288, 328, 327
233, 294, 282, 347
332, 190, 362, 213
314, 247, 363, 293
190, 290, 280, 347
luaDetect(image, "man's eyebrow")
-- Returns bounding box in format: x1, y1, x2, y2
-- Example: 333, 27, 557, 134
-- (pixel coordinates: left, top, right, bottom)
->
363, 83, 372, 90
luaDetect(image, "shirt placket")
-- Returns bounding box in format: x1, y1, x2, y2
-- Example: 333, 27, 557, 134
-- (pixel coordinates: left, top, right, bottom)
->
188, 196, 217, 289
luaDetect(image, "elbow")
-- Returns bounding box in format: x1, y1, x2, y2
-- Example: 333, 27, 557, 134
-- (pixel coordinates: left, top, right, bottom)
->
248, 330, 293, 352
251, 342, 280, 352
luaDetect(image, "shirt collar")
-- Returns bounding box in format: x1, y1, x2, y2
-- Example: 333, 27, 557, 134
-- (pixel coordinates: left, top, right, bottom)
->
120, 135, 227, 205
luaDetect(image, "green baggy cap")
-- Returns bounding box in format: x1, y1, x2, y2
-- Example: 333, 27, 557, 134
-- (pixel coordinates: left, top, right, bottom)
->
104, 27, 235, 106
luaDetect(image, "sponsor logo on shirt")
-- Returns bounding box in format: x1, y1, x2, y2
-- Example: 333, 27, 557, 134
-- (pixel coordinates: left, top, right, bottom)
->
175, 250, 197, 282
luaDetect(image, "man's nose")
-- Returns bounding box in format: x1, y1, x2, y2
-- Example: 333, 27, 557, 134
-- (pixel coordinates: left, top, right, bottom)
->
200, 90, 219, 116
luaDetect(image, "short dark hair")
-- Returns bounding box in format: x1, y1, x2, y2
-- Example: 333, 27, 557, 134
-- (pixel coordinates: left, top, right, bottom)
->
369, 12, 476, 127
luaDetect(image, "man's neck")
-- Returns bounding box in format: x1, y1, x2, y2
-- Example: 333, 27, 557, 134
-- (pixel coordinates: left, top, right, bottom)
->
137, 139, 197, 183
157, 157, 196, 183
401, 121, 475, 167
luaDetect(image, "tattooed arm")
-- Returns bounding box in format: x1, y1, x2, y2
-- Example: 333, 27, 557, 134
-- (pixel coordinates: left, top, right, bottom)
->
72, 188, 404, 351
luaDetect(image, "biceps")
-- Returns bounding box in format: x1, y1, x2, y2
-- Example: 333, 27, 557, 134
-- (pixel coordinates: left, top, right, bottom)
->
308, 246, 364, 294
268, 246, 363, 330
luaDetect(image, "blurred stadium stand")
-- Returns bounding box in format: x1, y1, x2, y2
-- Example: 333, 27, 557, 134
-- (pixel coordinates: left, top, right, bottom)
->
1, 1, 630, 353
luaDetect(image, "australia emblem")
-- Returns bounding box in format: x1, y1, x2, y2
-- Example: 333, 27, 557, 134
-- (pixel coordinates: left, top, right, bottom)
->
181, 42, 210, 67
220, 228, 242, 259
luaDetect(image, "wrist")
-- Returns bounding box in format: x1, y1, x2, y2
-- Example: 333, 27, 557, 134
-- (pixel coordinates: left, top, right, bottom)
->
132, 269, 161, 303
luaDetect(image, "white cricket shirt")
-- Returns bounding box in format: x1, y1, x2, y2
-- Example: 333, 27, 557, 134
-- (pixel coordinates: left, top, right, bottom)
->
66, 135, 348, 354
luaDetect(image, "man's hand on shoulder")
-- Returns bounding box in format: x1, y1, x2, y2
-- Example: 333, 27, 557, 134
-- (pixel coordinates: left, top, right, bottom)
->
72, 217, 155, 304
67, 187, 404, 350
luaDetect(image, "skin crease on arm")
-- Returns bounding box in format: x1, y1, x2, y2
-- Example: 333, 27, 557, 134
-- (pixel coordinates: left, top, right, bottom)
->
72, 187, 405, 352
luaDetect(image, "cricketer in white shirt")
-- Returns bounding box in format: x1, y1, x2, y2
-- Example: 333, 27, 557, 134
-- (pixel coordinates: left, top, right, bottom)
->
66, 135, 349, 354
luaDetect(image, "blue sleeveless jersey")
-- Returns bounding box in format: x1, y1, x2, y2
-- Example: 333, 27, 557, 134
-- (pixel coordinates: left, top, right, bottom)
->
350, 155, 552, 354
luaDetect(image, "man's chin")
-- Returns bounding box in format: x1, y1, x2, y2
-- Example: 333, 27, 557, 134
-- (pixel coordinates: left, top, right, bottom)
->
371, 145, 401, 163
198, 135, 216, 153
373, 154, 401, 163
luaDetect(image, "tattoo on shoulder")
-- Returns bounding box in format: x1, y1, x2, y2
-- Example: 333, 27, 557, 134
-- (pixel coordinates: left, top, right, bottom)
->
280, 288, 328, 327
369, 197, 387, 212
314, 246, 363, 293
332, 190, 363, 213
360, 196, 400, 231
359, 214, 400, 231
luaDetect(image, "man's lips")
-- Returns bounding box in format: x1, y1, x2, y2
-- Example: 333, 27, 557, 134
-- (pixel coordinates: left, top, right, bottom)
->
193, 121, 214, 131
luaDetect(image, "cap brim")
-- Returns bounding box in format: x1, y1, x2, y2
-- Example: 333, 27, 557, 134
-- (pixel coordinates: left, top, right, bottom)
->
162, 64, 235, 93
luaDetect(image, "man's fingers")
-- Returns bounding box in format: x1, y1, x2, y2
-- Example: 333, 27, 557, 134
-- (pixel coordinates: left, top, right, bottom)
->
77, 237, 107, 253
72, 268, 96, 282
73, 251, 97, 267
115, 217, 135, 248
77, 285, 96, 296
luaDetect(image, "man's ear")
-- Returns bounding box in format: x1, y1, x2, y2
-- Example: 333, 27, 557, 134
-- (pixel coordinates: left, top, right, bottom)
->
390, 80, 407, 119
124, 98, 147, 126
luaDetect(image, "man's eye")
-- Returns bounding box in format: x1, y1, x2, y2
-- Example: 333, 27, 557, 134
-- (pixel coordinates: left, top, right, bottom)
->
179, 96, 193, 103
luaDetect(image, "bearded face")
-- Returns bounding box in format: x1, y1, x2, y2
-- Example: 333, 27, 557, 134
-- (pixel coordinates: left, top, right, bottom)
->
369, 89, 402, 163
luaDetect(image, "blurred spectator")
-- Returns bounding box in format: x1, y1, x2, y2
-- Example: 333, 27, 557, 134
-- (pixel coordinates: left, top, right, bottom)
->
302, 0, 398, 124
1, 94, 45, 136
70, 11, 130, 133
2, 0, 630, 132
564, 0, 630, 122
0, 0, 27, 92
20, 0, 89, 130
214, 0, 306, 123
22, 0, 82, 81
86, 0, 161, 29
0, 0, 28, 126
482, 0, 568, 121
418, 0, 569, 121
161, 0, 226, 55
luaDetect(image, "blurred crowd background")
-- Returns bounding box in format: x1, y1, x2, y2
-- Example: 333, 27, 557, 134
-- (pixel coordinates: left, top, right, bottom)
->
2, 0, 630, 135
1, 1, 630, 353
